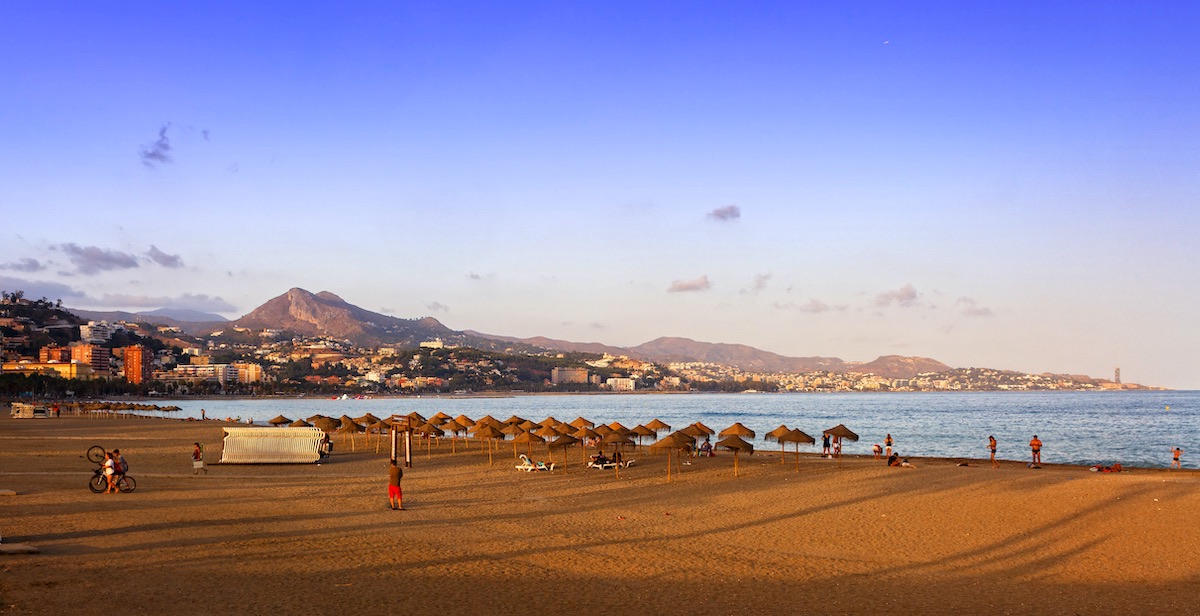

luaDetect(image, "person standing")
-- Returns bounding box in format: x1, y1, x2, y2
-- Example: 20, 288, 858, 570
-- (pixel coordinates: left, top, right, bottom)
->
112, 449, 128, 481
102, 452, 117, 494
884, 433, 894, 457
988, 435, 998, 468
1029, 435, 1042, 466
388, 459, 404, 510
822, 433, 831, 456
1171, 447, 1183, 469
192, 442, 207, 474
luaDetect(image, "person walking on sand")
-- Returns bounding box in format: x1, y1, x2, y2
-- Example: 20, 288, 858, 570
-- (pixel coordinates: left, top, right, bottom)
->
388, 459, 404, 510
988, 435, 998, 468
1171, 447, 1183, 469
192, 442, 207, 474
885, 433, 893, 457
102, 452, 117, 493
1029, 435, 1042, 466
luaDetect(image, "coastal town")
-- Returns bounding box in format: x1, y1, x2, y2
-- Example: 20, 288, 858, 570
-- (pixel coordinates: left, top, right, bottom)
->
1, 292, 1145, 396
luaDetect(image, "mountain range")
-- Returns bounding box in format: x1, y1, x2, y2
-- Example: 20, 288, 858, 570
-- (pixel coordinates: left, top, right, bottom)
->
78, 287, 954, 379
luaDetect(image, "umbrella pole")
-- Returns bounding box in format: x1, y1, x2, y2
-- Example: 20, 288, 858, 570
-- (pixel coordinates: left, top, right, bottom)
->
489, 439, 494, 465
780, 443, 785, 464
734, 450, 739, 477
795, 443, 800, 472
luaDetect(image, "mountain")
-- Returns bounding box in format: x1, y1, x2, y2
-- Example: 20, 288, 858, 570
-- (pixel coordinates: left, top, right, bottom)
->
849, 355, 952, 379
70, 308, 225, 330
141, 308, 228, 322
626, 337, 846, 373
227, 288, 456, 347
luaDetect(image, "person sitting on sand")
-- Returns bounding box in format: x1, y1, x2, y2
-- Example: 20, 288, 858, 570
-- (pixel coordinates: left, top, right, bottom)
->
699, 439, 713, 457
1172, 447, 1183, 469
900, 458, 915, 468
887, 453, 900, 467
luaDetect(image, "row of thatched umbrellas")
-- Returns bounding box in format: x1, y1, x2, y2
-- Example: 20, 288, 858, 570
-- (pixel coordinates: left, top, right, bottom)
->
263, 411, 860, 479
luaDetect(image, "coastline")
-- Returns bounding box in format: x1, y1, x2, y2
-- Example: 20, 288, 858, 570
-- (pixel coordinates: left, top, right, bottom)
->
2, 415, 1198, 614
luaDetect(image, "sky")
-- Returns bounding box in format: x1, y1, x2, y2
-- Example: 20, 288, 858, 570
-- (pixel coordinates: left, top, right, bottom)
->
2, 2, 1198, 388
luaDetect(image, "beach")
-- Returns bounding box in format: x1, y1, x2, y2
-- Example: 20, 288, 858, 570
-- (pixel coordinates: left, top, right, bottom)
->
2, 415, 1198, 614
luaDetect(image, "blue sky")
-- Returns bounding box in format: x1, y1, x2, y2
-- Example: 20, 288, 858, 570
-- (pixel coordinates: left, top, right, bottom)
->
2, 2, 1198, 388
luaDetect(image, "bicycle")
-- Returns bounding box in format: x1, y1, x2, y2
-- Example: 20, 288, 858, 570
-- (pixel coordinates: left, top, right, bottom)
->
86, 446, 136, 493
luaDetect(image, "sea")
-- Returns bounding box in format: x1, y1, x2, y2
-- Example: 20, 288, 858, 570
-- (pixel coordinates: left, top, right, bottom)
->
148, 390, 1198, 470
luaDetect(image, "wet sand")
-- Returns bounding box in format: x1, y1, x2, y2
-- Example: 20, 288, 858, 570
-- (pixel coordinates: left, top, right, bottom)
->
2, 415, 1198, 614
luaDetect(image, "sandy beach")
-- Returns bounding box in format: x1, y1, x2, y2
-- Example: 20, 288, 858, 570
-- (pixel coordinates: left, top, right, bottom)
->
2, 414, 1198, 615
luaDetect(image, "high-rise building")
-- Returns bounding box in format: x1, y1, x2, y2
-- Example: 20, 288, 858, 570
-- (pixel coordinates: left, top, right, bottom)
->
551, 367, 589, 384
123, 345, 151, 384
70, 343, 111, 376
39, 345, 71, 362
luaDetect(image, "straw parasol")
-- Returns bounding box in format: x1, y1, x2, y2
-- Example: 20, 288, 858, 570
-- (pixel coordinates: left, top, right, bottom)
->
268, 414, 292, 426
289, 419, 312, 428
311, 416, 340, 433
441, 419, 468, 453
719, 422, 756, 439
716, 435, 754, 476
645, 418, 671, 434
608, 421, 629, 432
779, 428, 815, 471
765, 425, 792, 463
504, 415, 527, 426
335, 419, 363, 451
824, 424, 859, 458
601, 432, 635, 478
573, 426, 601, 466
548, 434, 580, 470
540, 416, 561, 430
593, 424, 614, 437
691, 422, 716, 436
518, 419, 541, 432
569, 417, 595, 429
472, 424, 505, 465
355, 412, 381, 425
306, 414, 328, 424
512, 430, 545, 457
426, 415, 449, 427
454, 414, 476, 428
475, 414, 500, 428
631, 425, 656, 449
650, 432, 694, 482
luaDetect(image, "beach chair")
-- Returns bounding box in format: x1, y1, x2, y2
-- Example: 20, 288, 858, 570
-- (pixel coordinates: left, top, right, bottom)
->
535, 460, 555, 471
516, 454, 537, 472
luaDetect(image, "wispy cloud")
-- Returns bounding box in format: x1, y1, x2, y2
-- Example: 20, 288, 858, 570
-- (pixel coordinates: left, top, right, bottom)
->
668, 275, 711, 293
874, 283, 919, 308
707, 204, 741, 222
139, 123, 173, 167
0, 258, 46, 273
145, 245, 184, 268
741, 273, 771, 295
426, 301, 449, 313
0, 276, 90, 303
55, 243, 140, 275
773, 299, 846, 313
956, 296, 994, 317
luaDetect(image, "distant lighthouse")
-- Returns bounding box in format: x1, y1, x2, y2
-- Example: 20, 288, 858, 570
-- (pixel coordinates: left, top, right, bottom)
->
1114, 367, 1121, 384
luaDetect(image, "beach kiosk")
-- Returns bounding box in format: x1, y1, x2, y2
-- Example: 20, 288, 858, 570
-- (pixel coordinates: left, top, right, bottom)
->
219, 427, 327, 464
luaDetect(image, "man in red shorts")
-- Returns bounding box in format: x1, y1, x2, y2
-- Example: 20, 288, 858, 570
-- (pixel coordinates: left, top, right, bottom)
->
388, 459, 404, 510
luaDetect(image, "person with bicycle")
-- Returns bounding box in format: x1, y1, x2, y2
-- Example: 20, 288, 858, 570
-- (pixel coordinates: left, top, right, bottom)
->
113, 449, 129, 483
102, 452, 118, 493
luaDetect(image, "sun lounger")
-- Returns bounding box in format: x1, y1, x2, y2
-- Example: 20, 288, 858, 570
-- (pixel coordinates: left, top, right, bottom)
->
587, 459, 635, 470
516, 454, 537, 472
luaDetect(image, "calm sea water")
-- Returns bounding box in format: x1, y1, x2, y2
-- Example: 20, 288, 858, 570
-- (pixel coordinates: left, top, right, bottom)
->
155, 391, 1198, 469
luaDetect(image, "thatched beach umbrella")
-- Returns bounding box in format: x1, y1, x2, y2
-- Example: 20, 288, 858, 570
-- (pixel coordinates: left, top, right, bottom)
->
824, 424, 859, 458
549, 434, 580, 470
602, 432, 635, 478
631, 425, 656, 450
608, 421, 629, 433
335, 420, 363, 451
472, 424, 505, 465
593, 424, 614, 437
719, 422, 756, 439
475, 414, 500, 428
355, 412, 381, 425
518, 419, 541, 432
766, 425, 792, 463
692, 422, 716, 436
366, 419, 392, 453
716, 435, 754, 477
569, 417, 595, 429
645, 418, 671, 435
289, 419, 312, 428
650, 432, 694, 483
574, 426, 601, 465
512, 430, 545, 458
779, 428, 815, 471
454, 414, 476, 428
540, 416, 561, 430
268, 414, 292, 426
312, 416, 339, 433
504, 415, 527, 426
441, 419, 468, 453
